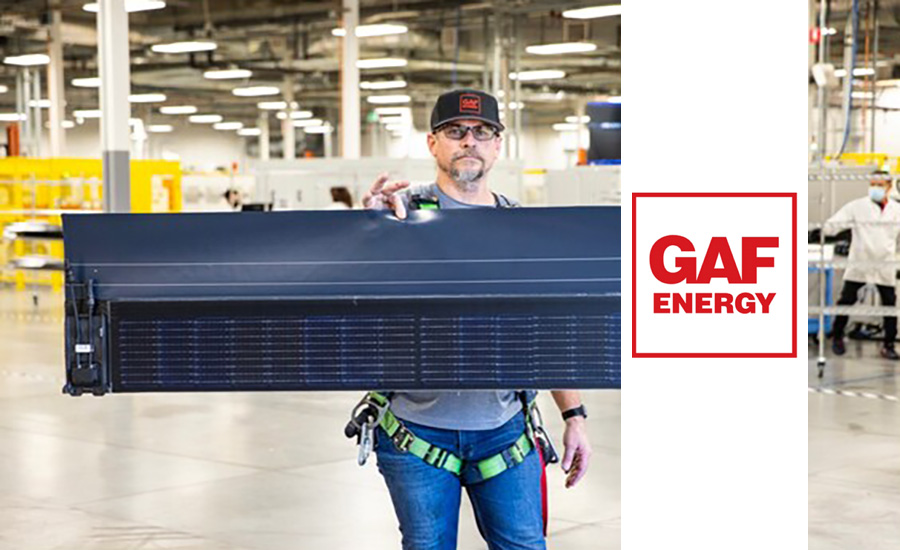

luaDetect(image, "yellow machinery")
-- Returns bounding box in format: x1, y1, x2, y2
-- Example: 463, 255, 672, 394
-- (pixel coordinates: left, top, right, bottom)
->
0, 158, 181, 292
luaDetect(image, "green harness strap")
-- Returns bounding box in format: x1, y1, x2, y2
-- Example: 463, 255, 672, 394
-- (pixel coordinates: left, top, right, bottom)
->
368, 391, 533, 482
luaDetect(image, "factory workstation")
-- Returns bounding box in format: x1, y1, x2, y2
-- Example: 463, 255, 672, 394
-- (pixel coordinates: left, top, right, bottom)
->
809, 1, 900, 548
0, 1, 621, 549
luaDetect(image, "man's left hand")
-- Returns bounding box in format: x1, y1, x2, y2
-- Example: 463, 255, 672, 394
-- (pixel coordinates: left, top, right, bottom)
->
560, 417, 592, 488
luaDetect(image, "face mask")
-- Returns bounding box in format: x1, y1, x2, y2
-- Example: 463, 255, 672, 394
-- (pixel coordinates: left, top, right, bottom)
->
870, 186, 887, 203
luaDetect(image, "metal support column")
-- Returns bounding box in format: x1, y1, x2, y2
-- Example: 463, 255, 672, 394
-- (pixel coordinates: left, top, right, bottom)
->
282, 76, 295, 159
816, 0, 829, 164
513, 15, 522, 160
15, 72, 25, 156
97, 0, 132, 212
20, 70, 31, 156
31, 68, 42, 157
870, 0, 879, 153
48, 8, 66, 157
259, 112, 270, 160
341, 0, 360, 159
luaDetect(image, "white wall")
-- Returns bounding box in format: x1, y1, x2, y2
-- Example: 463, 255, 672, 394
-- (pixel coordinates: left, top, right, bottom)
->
59, 119, 247, 172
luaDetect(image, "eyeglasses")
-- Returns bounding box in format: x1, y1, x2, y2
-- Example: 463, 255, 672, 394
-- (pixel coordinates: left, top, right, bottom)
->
436, 124, 499, 141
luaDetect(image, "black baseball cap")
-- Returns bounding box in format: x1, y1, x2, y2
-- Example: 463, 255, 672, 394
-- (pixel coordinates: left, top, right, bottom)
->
430, 89, 505, 132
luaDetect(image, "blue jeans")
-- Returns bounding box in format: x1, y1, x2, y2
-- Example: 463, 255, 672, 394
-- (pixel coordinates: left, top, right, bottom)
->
375, 413, 545, 550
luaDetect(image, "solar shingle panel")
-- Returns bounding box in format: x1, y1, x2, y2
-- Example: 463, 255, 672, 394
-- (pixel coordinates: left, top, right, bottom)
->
63, 207, 621, 395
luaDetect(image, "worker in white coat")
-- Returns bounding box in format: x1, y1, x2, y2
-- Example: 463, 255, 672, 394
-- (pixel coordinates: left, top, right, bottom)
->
827, 170, 900, 359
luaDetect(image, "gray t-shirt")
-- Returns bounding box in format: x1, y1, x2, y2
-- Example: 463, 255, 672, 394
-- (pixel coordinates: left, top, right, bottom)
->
388, 183, 523, 431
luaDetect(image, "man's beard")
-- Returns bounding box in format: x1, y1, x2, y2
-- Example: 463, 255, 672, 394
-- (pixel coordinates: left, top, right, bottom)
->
441, 152, 486, 192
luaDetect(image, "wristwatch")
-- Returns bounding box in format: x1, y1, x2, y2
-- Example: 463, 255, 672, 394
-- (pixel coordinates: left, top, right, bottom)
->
562, 405, 588, 421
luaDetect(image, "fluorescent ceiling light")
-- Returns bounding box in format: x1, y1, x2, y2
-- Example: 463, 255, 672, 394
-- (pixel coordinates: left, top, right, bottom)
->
213, 121, 243, 130
562, 5, 622, 19
151, 41, 217, 54
510, 70, 566, 81
823, 27, 837, 35
378, 116, 408, 124
333, 24, 408, 37
276, 110, 314, 120
608, 96, 621, 103
83, 0, 166, 13
851, 91, 875, 100
834, 68, 876, 78
159, 105, 197, 115
4, 54, 50, 66
148, 124, 173, 133
189, 114, 223, 123
385, 124, 407, 132
28, 99, 51, 108
366, 94, 411, 104
0, 85, 8, 94
552, 123, 581, 131
374, 106, 410, 115
72, 77, 101, 88
499, 101, 524, 110
73, 109, 102, 118
565, 115, 591, 123
292, 118, 324, 128
526, 42, 597, 55
129, 93, 166, 103
61, 120, 75, 129
232, 86, 280, 97
357, 58, 408, 69
258, 101, 287, 110
360, 80, 407, 90
876, 79, 900, 88
0, 113, 25, 122
304, 125, 333, 134
238, 128, 262, 136
203, 68, 252, 80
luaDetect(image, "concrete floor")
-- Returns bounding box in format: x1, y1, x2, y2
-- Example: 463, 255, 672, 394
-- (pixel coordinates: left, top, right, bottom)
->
0, 288, 620, 550
809, 338, 900, 550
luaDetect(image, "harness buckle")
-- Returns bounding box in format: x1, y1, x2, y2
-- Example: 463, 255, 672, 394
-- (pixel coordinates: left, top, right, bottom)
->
391, 425, 413, 453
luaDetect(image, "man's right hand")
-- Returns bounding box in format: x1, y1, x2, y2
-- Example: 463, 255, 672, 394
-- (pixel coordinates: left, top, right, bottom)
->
362, 173, 410, 219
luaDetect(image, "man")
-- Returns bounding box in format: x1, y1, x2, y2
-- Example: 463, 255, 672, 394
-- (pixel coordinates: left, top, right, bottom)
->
360, 89, 592, 550
223, 188, 242, 210
828, 170, 900, 359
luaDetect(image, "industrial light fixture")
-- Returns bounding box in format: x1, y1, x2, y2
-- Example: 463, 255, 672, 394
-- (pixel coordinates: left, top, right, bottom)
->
552, 123, 581, 131
83, 0, 166, 12
232, 86, 280, 97
498, 101, 524, 110
374, 106, 410, 115
304, 124, 333, 134
292, 118, 324, 128
203, 68, 252, 80
851, 91, 875, 100
0, 85, 8, 94
565, 115, 591, 123
129, 93, 167, 103
147, 124, 173, 133
509, 70, 566, 81
357, 58, 408, 69
188, 114, 223, 123
27, 99, 51, 108
61, 120, 75, 129
562, 5, 622, 19
151, 41, 217, 54
385, 123, 407, 132
366, 94, 411, 104
3, 54, 51, 66
73, 109, 102, 118
360, 80, 407, 90
834, 68, 876, 78
258, 101, 288, 110
213, 121, 243, 130
332, 24, 408, 37
526, 42, 597, 55
378, 116, 408, 124
0, 113, 25, 122
276, 110, 314, 120
159, 105, 197, 115
72, 77, 101, 88
238, 128, 262, 136
608, 96, 621, 103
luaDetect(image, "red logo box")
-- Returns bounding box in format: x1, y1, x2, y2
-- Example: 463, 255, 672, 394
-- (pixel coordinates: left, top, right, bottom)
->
632, 192, 797, 358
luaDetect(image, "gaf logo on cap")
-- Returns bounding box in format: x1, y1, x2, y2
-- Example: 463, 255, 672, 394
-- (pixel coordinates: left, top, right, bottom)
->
460, 94, 481, 114
632, 192, 797, 358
